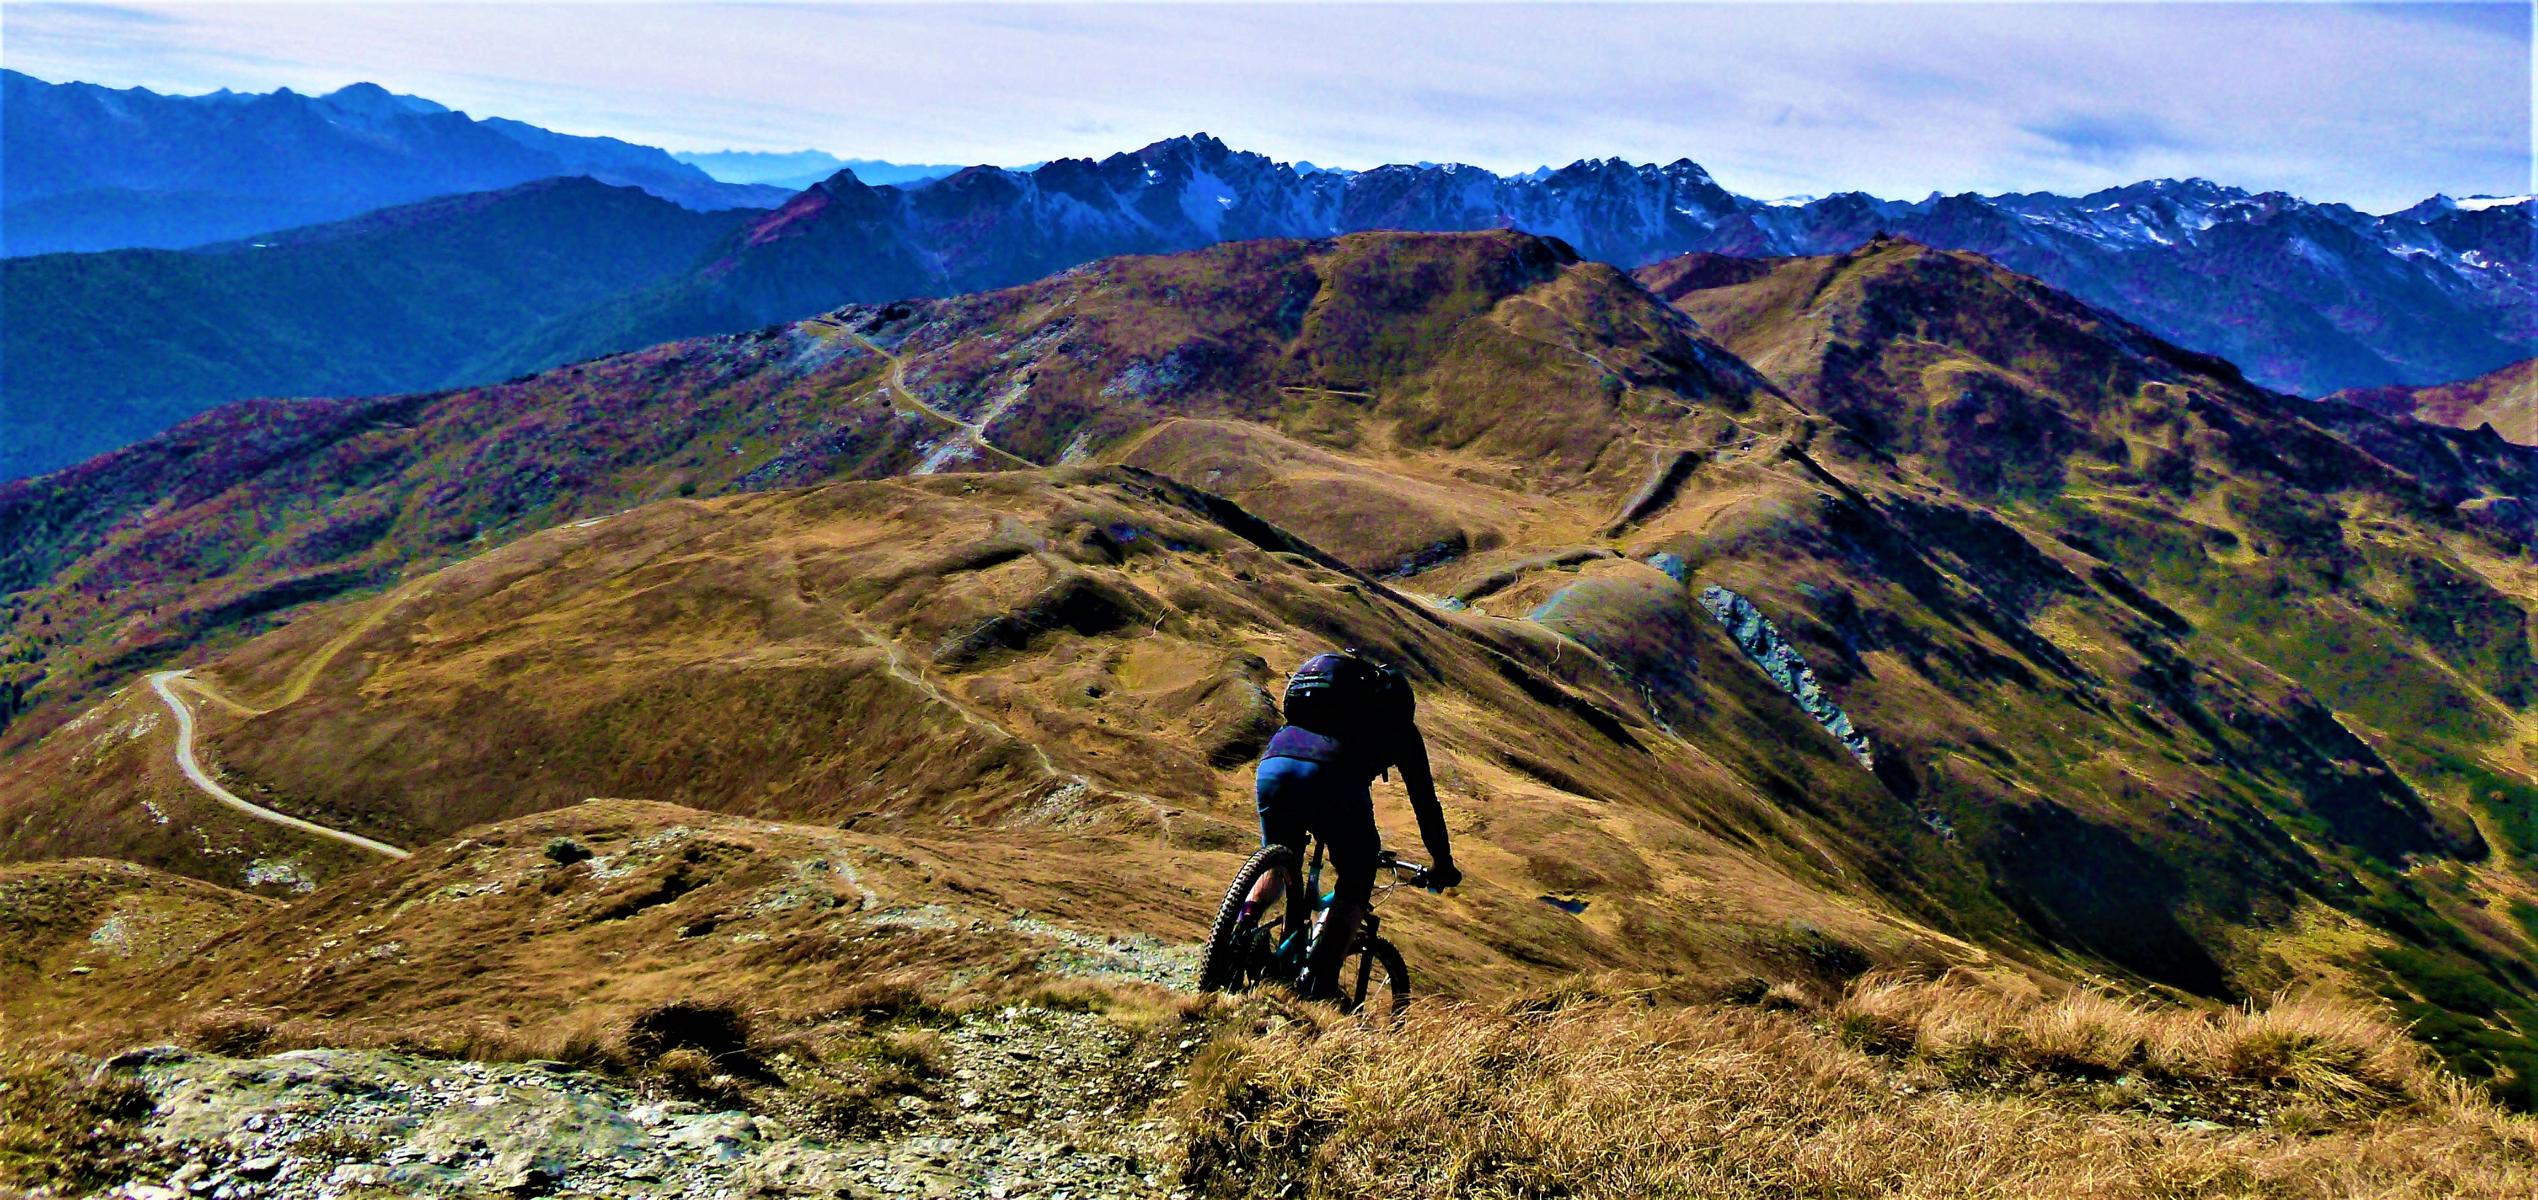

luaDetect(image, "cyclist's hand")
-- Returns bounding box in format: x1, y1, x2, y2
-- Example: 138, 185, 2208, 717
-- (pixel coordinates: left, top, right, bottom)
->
1424, 863, 1461, 892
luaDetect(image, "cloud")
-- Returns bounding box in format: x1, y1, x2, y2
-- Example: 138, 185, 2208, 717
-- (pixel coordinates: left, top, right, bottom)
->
2019, 112, 2193, 169
52, 4, 177, 26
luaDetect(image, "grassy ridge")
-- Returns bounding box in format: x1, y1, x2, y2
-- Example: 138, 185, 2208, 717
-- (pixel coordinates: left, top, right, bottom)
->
2328, 358, 2538, 446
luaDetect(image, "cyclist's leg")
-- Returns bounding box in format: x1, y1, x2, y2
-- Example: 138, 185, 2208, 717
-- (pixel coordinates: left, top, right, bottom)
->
1245, 756, 1316, 910
1300, 786, 1379, 1000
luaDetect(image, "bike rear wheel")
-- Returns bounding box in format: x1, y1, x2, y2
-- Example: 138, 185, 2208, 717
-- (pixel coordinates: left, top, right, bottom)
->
1344, 935, 1410, 1022
1198, 844, 1305, 994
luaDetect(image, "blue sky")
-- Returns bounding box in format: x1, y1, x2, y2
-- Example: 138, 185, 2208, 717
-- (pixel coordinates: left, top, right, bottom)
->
4, 2, 2528, 210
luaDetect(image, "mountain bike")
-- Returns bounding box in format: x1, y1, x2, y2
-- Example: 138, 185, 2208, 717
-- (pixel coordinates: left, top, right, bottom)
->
1198, 839, 1432, 1018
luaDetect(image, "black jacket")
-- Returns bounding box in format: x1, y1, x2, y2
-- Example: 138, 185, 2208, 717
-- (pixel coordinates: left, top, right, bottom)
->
1263, 721, 1452, 869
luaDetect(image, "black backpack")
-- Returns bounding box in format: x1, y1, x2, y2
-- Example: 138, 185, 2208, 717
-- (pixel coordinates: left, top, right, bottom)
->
1282, 649, 1414, 737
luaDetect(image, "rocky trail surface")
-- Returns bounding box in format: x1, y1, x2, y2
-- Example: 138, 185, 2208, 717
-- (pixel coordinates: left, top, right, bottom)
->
840, 329, 1035, 474
94, 1002, 1210, 1200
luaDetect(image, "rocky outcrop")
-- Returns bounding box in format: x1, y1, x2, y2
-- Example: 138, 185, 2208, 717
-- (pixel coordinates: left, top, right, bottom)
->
1696, 584, 1875, 770
95, 1003, 1203, 1200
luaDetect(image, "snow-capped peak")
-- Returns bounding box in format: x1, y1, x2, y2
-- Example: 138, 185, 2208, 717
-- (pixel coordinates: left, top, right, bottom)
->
2386, 193, 2536, 221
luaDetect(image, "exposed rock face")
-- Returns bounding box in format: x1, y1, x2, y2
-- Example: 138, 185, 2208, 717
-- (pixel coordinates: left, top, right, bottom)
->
1696, 585, 1875, 770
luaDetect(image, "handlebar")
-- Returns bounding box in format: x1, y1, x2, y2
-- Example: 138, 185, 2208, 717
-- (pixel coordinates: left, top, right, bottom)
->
1377, 850, 1442, 892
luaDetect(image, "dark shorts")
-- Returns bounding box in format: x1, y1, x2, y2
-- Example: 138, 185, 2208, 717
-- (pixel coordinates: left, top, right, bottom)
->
1254, 755, 1378, 908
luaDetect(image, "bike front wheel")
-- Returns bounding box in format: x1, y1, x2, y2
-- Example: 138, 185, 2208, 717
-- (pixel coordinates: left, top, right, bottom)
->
1344, 935, 1410, 1022
1198, 844, 1304, 994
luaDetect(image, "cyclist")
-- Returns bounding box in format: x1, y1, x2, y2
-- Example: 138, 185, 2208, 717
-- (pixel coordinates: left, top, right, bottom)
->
1251, 649, 1460, 1000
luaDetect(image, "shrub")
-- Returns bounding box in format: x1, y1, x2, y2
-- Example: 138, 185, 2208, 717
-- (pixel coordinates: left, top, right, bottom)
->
651, 1046, 740, 1105
179, 1008, 277, 1056
622, 1000, 752, 1067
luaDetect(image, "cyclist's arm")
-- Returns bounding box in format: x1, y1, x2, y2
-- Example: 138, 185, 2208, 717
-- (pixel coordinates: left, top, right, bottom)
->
1395, 721, 1454, 871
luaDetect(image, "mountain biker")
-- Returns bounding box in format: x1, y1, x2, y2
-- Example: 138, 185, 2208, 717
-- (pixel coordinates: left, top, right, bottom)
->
1252, 649, 1460, 1001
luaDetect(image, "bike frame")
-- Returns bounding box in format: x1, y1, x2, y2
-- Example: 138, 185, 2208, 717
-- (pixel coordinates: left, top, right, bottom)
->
1281, 836, 1416, 964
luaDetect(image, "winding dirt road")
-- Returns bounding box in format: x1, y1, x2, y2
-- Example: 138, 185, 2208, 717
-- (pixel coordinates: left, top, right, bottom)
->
849, 331, 1038, 472
146, 670, 410, 859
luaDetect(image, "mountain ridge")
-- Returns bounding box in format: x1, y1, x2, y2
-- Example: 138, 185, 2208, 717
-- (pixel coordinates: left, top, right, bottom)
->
10, 119, 2527, 479
672, 148, 967, 189
484, 132, 2536, 399
9, 228, 2538, 1107
0, 69, 787, 255
2325, 358, 2538, 446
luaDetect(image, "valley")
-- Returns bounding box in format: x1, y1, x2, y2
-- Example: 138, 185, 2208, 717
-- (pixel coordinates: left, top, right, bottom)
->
0, 70, 783, 257
0, 177, 758, 477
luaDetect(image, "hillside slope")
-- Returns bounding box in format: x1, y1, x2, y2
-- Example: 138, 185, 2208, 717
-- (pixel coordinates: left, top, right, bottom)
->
8, 231, 2538, 1103
0, 231, 1765, 735
0, 178, 754, 477
2328, 357, 2538, 446
1643, 238, 2538, 1090
9, 804, 2528, 1199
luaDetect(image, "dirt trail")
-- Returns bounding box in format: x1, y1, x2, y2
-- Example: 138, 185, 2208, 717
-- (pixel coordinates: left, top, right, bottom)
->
261, 579, 432, 711
171, 579, 430, 722
145, 670, 410, 859
849, 331, 1038, 472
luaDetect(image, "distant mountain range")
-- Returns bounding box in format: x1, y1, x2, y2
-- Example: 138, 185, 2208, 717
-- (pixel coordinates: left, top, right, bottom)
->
572, 135, 2524, 401
671, 149, 966, 190
0, 70, 787, 254
5, 119, 2530, 478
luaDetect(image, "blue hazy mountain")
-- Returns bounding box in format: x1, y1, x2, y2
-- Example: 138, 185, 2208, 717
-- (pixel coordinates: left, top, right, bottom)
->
672, 149, 964, 190
0, 71, 789, 255
1, 177, 753, 477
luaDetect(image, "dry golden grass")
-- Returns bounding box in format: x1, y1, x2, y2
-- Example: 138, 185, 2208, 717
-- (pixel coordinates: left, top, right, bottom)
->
2329, 357, 2538, 445
0, 1040, 177, 1195
1834, 972, 2433, 1116
1174, 978, 2538, 1200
